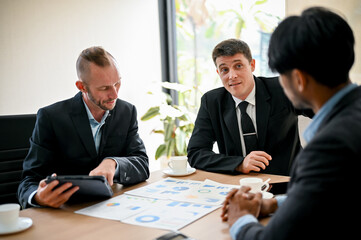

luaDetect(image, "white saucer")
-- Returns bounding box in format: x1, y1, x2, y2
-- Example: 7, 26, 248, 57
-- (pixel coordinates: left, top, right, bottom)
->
0, 217, 33, 235
163, 167, 196, 176
262, 192, 274, 199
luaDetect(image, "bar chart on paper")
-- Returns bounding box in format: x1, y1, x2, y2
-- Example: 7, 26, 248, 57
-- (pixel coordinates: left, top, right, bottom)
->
75, 195, 159, 221
124, 178, 239, 205
121, 199, 219, 231
75, 178, 238, 230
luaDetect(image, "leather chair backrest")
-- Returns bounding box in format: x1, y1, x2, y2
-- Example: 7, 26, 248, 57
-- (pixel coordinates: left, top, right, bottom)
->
0, 114, 36, 204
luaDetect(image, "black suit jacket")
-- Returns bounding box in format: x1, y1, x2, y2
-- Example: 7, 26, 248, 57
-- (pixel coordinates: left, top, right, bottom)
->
236, 86, 361, 239
187, 76, 312, 175
18, 92, 149, 208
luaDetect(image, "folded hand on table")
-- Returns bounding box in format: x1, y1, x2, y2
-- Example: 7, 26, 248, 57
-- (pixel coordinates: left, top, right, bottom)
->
236, 151, 272, 173
221, 186, 278, 227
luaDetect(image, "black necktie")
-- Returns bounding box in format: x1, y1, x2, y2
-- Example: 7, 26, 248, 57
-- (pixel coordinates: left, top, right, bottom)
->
239, 101, 258, 155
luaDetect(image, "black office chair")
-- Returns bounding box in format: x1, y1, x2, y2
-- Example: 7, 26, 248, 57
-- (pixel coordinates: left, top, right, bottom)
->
0, 114, 36, 204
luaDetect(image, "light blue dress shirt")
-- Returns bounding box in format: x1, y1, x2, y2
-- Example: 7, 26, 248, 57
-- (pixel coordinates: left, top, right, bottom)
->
82, 100, 120, 174
82, 100, 109, 154
229, 83, 358, 240
303, 83, 357, 143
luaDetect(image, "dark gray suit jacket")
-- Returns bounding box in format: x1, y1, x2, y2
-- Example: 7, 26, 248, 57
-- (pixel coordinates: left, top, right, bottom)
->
236, 86, 361, 239
187, 76, 312, 175
18, 92, 149, 208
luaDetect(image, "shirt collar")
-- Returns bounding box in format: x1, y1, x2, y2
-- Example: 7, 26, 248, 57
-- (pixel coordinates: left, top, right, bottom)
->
82, 98, 109, 125
303, 83, 358, 143
232, 82, 256, 108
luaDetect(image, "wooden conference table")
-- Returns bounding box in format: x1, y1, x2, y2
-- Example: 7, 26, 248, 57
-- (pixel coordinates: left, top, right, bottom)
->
5, 170, 289, 240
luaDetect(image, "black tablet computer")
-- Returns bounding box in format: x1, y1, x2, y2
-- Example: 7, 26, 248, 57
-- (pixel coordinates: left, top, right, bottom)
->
45, 175, 113, 198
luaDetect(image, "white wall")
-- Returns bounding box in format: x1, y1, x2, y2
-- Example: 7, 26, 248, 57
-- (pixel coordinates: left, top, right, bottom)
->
0, 0, 163, 170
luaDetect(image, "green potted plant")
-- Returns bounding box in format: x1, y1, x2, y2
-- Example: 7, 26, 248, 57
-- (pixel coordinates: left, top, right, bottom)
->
141, 82, 195, 166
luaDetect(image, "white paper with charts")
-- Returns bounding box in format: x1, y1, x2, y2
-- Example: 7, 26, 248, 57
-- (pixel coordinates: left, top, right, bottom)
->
75, 195, 158, 221
75, 178, 238, 231
121, 198, 220, 231
124, 178, 239, 206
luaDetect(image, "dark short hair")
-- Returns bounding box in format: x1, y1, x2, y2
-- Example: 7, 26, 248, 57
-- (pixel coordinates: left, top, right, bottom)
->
212, 39, 253, 66
268, 7, 354, 87
76, 46, 115, 81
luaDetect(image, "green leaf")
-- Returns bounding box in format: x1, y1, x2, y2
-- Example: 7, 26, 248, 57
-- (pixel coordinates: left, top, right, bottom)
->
166, 138, 175, 157
165, 93, 173, 105
164, 120, 175, 141
235, 19, 245, 39
205, 21, 216, 38
152, 130, 164, 134
178, 114, 188, 122
141, 106, 160, 121
175, 129, 186, 155
155, 144, 166, 160
255, 0, 268, 6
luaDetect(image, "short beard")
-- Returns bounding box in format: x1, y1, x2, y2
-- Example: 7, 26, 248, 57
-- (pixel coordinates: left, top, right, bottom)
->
86, 87, 116, 111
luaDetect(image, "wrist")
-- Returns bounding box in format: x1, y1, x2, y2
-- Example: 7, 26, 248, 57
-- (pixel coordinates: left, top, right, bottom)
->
260, 198, 278, 217
269, 198, 278, 213
236, 163, 247, 174
103, 158, 117, 169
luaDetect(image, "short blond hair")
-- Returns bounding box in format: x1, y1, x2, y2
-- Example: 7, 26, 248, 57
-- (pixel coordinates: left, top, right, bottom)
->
76, 46, 115, 82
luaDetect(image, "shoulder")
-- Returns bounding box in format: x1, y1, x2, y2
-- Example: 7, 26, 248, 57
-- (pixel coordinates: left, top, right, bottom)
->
320, 87, 361, 142
255, 76, 283, 94
201, 87, 230, 104
114, 98, 135, 112
300, 88, 361, 172
111, 99, 138, 121
203, 86, 227, 97
294, 95, 361, 182
255, 76, 292, 105
38, 94, 78, 117
323, 86, 361, 124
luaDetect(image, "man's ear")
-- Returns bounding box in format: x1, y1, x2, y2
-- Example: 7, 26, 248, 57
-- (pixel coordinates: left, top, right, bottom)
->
75, 80, 86, 93
292, 69, 308, 93
250, 59, 256, 72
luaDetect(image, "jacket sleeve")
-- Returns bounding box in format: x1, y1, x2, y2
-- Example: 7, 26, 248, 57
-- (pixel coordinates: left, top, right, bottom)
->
17, 108, 58, 209
187, 94, 243, 174
110, 105, 149, 185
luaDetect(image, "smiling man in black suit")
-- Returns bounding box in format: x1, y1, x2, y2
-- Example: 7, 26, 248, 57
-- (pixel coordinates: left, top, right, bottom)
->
187, 39, 312, 176
18, 47, 149, 208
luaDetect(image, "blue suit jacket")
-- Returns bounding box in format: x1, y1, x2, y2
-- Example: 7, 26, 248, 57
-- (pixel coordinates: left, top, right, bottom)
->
18, 92, 149, 208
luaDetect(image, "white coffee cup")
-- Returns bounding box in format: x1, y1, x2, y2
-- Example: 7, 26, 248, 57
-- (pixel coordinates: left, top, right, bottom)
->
168, 156, 188, 174
239, 177, 269, 193
0, 203, 20, 231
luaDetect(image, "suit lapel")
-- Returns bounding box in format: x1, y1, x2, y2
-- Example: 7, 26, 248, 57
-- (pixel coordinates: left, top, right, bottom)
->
223, 93, 243, 155
70, 92, 98, 158
255, 76, 271, 150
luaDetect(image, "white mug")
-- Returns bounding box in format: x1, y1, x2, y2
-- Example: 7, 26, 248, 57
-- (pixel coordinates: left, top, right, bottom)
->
168, 156, 188, 174
239, 177, 269, 193
0, 203, 20, 231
